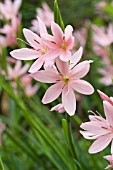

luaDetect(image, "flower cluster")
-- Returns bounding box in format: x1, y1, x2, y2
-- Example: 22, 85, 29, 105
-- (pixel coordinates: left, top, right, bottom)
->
10, 17, 94, 116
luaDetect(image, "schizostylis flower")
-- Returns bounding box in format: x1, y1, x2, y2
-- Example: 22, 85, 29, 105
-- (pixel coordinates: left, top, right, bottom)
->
31, 47, 94, 116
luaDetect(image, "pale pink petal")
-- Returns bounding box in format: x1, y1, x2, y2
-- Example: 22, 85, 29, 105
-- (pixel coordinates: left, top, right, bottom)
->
7, 65, 13, 78
59, 50, 71, 62
70, 61, 93, 79
62, 85, 76, 116
50, 103, 65, 113
97, 90, 113, 105
42, 49, 62, 60
105, 165, 113, 169
71, 80, 94, 95
80, 131, 99, 140
23, 28, 42, 49
10, 48, 40, 60
56, 58, 69, 76
38, 17, 48, 35
13, 0, 22, 14
89, 134, 112, 154
51, 21, 63, 44
19, 63, 30, 76
14, 60, 22, 72
65, 25, 73, 42
70, 47, 83, 69
103, 101, 113, 128
31, 69, 60, 83
42, 82, 64, 104
29, 58, 44, 73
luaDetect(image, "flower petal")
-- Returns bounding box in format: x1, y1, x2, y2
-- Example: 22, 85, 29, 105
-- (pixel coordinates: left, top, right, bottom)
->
42, 82, 64, 104
97, 90, 113, 105
31, 69, 60, 83
10, 48, 40, 60
89, 134, 112, 154
59, 51, 71, 62
23, 28, 42, 49
71, 80, 94, 95
38, 17, 48, 35
29, 58, 44, 73
70, 60, 93, 79
51, 21, 63, 44
56, 58, 69, 76
103, 101, 113, 128
70, 47, 83, 69
65, 25, 73, 42
62, 85, 76, 116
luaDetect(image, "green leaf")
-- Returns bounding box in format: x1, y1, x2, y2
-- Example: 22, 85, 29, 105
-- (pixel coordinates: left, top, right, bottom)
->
54, 0, 64, 31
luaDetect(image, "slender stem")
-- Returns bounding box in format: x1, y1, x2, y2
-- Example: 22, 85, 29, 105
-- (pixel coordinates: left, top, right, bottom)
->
0, 157, 4, 170
62, 113, 81, 170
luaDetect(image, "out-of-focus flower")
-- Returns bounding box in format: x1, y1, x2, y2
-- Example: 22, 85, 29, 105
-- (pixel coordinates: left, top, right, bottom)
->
80, 93, 113, 154
0, 16, 21, 46
7, 60, 29, 80
51, 103, 65, 113
74, 27, 87, 48
11, 18, 55, 73
104, 155, 113, 169
31, 47, 94, 116
92, 24, 113, 47
42, 22, 74, 62
0, 0, 22, 20
98, 65, 113, 86
31, 2, 53, 34
21, 74, 39, 97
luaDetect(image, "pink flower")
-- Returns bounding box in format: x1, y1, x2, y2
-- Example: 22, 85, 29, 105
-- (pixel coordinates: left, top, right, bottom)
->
51, 103, 65, 113
41, 21, 74, 62
104, 155, 113, 169
21, 74, 39, 97
74, 27, 87, 48
31, 47, 94, 116
37, 2, 54, 28
98, 65, 113, 86
31, 2, 53, 34
10, 18, 54, 73
80, 99, 113, 154
0, 16, 21, 46
7, 60, 29, 80
0, 0, 22, 20
92, 24, 113, 47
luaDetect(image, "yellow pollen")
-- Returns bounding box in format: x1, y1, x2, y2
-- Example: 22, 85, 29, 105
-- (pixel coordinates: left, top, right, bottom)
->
61, 43, 67, 50
63, 76, 69, 83
42, 48, 48, 54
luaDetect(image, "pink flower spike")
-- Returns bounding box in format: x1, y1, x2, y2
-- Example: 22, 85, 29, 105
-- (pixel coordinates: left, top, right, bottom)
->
97, 90, 113, 106
104, 155, 113, 169
80, 100, 113, 154
51, 103, 65, 113
31, 54, 94, 116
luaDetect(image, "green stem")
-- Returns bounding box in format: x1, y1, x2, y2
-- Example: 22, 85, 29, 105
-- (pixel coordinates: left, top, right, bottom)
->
62, 113, 81, 170
0, 157, 4, 170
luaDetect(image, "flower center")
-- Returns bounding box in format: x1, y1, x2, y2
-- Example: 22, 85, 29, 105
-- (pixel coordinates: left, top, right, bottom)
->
42, 48, 48, 54
61, 43, 67, 50
63, 76, 69, 83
